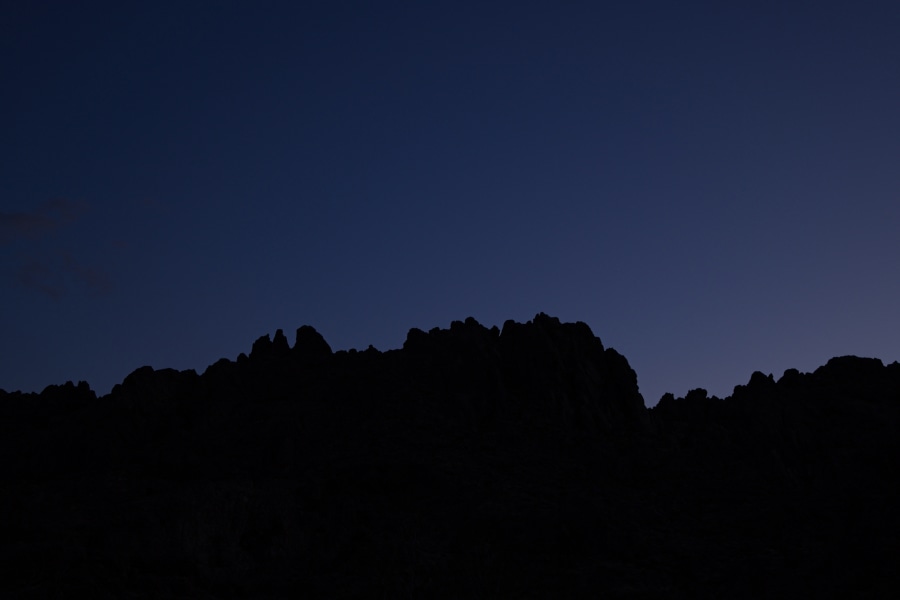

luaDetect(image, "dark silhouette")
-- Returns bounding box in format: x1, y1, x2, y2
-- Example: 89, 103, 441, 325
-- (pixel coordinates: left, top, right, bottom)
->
1, 313, 898, 597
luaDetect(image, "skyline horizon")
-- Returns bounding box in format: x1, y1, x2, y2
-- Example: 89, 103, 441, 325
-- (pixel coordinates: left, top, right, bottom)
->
3, 310, 895, 407
3, 1, 898, 406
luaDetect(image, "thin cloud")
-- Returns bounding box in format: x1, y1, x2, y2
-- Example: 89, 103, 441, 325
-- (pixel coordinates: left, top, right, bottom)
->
16, 260, 63, 299
0, 212, 58, 244
3, 199, 112, 298
13, 253, 113, 299
0, 198, 88, 244
63, 252, 113, 294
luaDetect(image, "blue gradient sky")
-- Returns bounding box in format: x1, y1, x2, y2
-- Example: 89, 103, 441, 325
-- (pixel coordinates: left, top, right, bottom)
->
2, 1, 899, 405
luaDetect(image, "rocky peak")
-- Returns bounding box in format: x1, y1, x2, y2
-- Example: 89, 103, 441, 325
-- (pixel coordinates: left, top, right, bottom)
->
293, 325, 332, 361
272, 329, 290, 355
249, 334, 274, 360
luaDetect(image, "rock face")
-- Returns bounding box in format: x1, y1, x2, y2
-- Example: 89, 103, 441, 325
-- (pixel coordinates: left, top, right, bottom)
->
1, 314, 899, 597
397, 313, 647, 435
293, 324, 332, 361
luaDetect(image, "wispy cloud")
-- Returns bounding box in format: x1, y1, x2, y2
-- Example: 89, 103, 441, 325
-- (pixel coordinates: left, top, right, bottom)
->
14, 253, 113, 299
0, 212, 58, 243
2, 198, 112, 298
0, 198, 88, 245
16, 260, 64, 299
63, 252, 113, 294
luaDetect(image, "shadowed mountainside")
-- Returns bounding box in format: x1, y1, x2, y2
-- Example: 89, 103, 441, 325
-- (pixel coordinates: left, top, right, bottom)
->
2, 313, 899, 597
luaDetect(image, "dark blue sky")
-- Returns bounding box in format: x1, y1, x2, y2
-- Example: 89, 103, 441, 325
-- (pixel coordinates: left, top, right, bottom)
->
2, 1, 899, 405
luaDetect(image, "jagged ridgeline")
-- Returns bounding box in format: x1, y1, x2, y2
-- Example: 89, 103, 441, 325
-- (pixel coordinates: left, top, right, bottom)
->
2, 314, 899, 597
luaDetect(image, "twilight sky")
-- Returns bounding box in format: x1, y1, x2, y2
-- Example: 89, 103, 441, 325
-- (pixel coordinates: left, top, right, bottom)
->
2, 1, 899, 405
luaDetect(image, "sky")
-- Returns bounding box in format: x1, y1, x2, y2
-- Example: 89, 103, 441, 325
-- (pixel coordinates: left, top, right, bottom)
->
2, 1, 899, 405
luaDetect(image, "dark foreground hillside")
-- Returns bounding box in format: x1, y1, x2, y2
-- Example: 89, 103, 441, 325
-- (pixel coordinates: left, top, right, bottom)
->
2, 314, 899, 598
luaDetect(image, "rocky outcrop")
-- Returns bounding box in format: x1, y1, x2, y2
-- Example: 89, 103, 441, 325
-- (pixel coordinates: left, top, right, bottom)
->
395, 313, 647, 435
293, 325, 332, 362
2, 315, 899, 597
110, 365, 202, 405
39, 379, 96, 405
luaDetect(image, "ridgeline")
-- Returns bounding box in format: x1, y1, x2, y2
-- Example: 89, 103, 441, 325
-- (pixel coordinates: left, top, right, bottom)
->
2, 314, 898, 597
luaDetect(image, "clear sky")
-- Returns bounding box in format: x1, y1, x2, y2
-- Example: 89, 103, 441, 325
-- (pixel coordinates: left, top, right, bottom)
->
2, 1, 899, 405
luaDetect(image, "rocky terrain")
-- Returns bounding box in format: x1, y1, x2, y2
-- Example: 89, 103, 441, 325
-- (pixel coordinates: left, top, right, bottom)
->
2, 313, 899, 598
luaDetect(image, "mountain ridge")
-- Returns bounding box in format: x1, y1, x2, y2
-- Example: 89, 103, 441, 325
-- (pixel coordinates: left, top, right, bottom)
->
6, 312, 894, 411
2, 313, 899, 597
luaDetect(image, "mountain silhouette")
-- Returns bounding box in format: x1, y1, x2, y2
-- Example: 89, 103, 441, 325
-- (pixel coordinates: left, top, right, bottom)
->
2, 313, 898, 597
